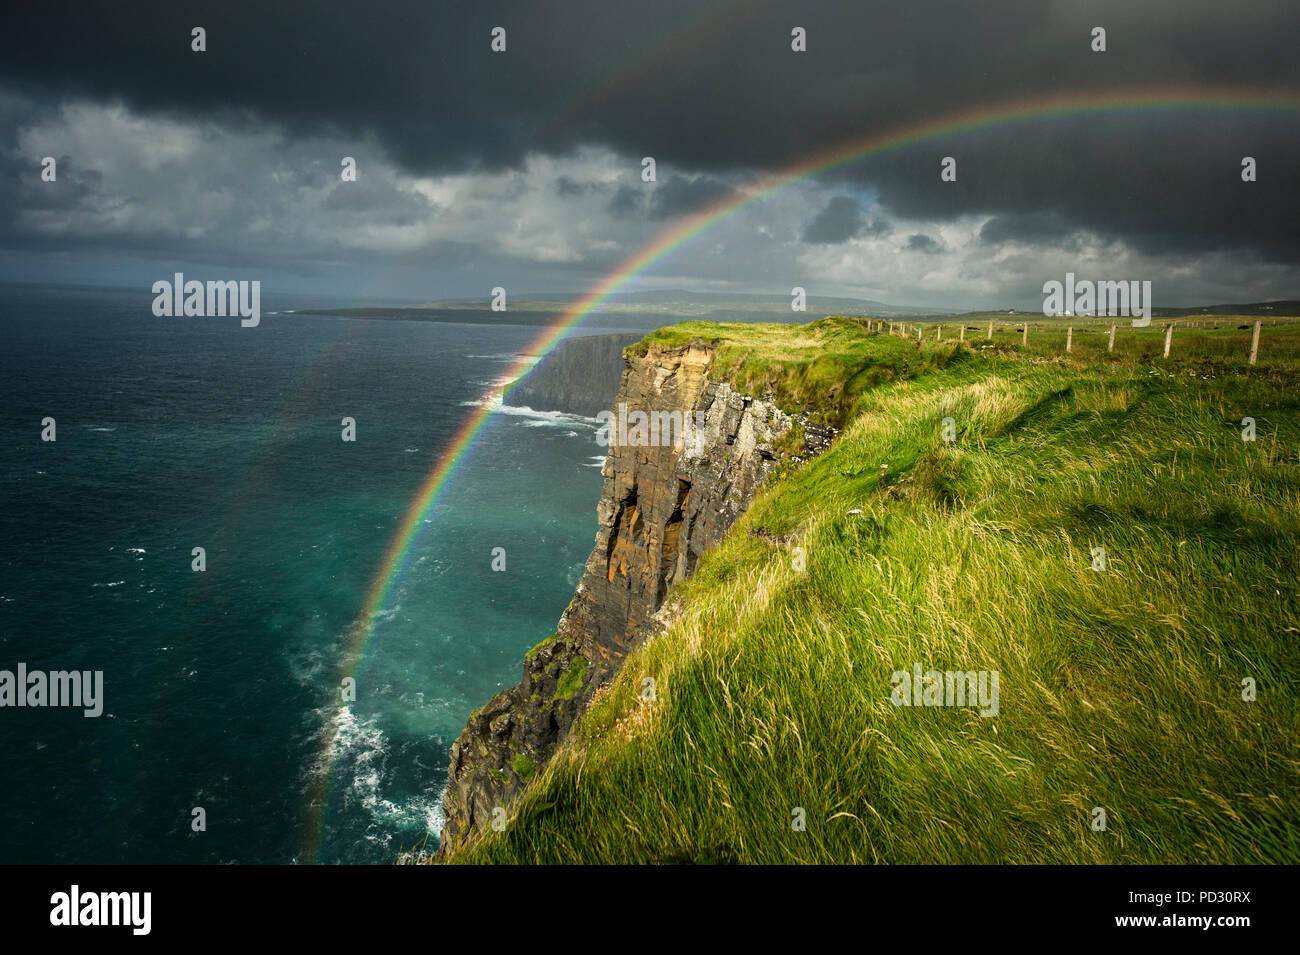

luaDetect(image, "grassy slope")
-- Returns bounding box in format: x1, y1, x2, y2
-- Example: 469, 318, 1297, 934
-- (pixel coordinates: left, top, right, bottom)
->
629, 317, 957, 427
447, 317, 1300, 864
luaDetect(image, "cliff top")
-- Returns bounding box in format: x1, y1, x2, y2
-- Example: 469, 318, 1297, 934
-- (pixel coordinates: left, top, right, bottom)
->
439, 316, 1300, 864
631, 316, 959, 426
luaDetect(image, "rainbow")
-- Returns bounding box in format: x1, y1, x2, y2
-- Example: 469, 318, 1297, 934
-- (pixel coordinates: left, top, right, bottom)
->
302, 84, 1300, 860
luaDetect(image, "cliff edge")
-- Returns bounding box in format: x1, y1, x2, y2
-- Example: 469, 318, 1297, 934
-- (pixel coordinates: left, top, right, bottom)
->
435, 317, 1298, 865
437, 332, 836, 854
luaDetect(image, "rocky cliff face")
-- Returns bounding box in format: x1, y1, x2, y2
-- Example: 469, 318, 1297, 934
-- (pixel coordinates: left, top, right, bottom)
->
437, 340, 834, 855
508, 332, 643, 417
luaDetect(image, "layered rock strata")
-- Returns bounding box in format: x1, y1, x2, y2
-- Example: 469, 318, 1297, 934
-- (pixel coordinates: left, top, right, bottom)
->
437, 340, 832, 854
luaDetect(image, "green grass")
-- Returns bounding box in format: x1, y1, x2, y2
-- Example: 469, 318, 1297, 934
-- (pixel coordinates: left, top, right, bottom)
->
444, 316, 1300, 864
900, 313, 1300, 376
629, 317, 966, 426
553, 654, 588, 702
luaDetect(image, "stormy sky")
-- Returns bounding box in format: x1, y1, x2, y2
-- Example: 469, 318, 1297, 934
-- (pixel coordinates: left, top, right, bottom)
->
1, 0, 1298, 310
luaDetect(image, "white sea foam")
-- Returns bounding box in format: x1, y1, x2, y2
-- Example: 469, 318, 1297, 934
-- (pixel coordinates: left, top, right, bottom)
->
459, 390, 504, 410
372, 605, 400, 625
430, 780, 449, 836
309, 705, 376, 782
309, 704, 447, 854
473, 375, 524, 389
496, 404, 601, 429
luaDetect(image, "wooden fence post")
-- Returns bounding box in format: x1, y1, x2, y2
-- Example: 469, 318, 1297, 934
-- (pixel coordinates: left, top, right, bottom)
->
917, 326, 922, 341
1163, 323, 1173, 358
959, 325, 965, 342
987, 321, 993, 340
1108, 325, 1116, 352
937, 325, 942, 341
1250, 320, 1261, 365
1066, 326, 1073, 353
1022, 325, 1028, 347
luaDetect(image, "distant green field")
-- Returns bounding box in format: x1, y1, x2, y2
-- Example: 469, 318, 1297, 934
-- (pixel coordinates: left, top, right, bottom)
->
442, 314, 1300, 864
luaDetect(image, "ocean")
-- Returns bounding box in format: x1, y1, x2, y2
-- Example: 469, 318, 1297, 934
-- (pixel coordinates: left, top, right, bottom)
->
0, 283, 622, 863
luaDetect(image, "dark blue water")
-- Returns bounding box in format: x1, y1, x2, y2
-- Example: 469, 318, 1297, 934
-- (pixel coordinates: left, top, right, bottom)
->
0, 284, 613, 863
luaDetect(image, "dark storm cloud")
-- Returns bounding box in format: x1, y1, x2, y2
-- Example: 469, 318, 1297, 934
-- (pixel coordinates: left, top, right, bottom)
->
859, 113, 1300, 263
862, 217, 892, 238
606, 183, 641, 217
4, 154, 101, 213
647, 174, 735, 220
802, 196, 865, 244
979, 210, 1073, 245
1, 0, 1298, 265
555, 176, 587, 197
906, 233, 942, 254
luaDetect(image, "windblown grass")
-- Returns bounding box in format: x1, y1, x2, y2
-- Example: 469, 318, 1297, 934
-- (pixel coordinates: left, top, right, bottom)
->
445, 318, 1300, 864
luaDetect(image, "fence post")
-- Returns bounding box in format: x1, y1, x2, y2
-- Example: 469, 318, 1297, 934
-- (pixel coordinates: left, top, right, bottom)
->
917, 326, 922, 341
1066, 326, 1073, 353
1250, 320, 1261, 365
1108, 325, 1116, 352
987, 321, 993, 340
1163, 323, 1173, 358
937, 325, 942, 341
1022, 325, 1028, 347
959, 325, 965, 342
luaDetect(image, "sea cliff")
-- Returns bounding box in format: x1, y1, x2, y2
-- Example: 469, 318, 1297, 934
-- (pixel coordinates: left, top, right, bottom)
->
437, 335, 833, 853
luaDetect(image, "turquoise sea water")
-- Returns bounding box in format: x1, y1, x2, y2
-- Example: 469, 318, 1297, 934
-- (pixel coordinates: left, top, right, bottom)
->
0, 284, 616, 863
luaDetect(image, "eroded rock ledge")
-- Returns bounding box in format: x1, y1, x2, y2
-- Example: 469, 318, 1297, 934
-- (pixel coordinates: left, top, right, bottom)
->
436, 340, 834, 855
